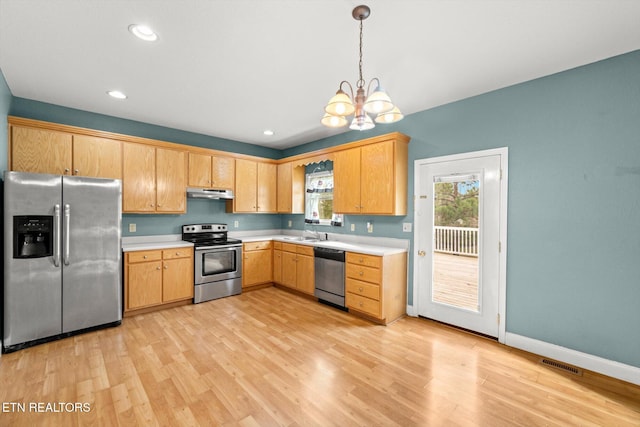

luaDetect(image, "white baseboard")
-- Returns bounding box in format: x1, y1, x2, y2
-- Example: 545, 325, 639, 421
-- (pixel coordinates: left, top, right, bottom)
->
505, 332, 640, 386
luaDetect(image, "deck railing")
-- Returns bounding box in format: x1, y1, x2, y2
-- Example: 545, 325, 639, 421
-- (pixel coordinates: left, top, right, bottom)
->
434, 226, 478, 257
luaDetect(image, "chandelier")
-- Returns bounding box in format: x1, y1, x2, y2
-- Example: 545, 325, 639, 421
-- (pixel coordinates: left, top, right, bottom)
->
321, 5, 403, 131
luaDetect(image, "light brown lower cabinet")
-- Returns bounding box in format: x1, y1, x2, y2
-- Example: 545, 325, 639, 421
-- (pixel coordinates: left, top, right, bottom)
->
242, 241, 273, 289
274, 243, 315, 296
345, 251, 407, 324
124, 247, 194, 315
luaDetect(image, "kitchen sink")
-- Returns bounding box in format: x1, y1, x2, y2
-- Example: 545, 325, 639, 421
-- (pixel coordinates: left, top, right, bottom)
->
282, 236, 319, 242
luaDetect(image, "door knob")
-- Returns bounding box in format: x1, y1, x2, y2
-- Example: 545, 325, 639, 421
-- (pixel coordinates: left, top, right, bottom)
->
418, 250, 426, 257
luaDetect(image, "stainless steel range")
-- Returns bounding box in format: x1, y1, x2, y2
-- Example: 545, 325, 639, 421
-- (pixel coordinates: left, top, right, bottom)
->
182, 223, 242, 303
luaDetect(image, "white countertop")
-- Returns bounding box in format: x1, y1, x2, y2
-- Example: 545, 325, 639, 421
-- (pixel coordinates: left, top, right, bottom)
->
122, 234, 193, 252
239, 234, 408, 256
122, 231, 409, 256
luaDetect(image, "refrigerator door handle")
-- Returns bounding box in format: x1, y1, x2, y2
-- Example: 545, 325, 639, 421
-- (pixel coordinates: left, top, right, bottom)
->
53, 204, 61, 267
63, 204, 71, 265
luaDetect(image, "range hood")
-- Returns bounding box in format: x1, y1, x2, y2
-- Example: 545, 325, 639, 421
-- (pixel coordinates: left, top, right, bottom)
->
186, 187, 234, 200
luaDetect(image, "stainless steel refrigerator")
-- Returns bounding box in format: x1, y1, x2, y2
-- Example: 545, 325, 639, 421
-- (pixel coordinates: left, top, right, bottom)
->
2, 171, 122, 352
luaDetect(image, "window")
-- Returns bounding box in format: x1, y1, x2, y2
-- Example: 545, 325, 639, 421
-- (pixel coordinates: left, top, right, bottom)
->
305, 163, 342, 226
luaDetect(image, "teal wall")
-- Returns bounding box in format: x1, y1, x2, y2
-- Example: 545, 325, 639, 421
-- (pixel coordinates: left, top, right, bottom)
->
124, 199, 281, 236
0, 69, 11, 171
287, 50, 640, 368
2, 50, 639, 369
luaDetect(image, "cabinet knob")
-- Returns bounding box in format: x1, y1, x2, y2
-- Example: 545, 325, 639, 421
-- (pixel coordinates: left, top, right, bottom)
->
74, 169, 79, 175
64, 168, 70, 174
358, 287, 363, 292
150, 204, 155, 207
359, 302, 364, 307
175, 252, 180, 256
156, 266, 161, 270
359, 258, 364, 263
143, 255, 148, 259
359, 271, 364, 276
164, 265, 168, 269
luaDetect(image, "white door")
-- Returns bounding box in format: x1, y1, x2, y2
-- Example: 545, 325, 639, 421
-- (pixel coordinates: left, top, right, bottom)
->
414, 149, 507, 339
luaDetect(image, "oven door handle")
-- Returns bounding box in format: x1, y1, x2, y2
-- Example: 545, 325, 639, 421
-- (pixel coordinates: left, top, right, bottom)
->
196, 245, 241, 251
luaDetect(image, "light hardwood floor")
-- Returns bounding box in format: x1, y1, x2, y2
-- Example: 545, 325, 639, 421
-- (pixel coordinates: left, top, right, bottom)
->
1, 286, 639, 426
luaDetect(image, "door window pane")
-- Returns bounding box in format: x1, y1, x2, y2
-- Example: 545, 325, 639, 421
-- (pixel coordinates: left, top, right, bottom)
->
432, 175, 480, 312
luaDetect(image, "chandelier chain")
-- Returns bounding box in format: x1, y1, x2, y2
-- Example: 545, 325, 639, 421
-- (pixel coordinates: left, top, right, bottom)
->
357, 18, 365, 89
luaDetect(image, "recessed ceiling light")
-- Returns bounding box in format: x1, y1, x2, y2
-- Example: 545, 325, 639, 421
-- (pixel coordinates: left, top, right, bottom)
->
107, 90, 127, 99
128, 24, 158, 42
263, 130, 275, 136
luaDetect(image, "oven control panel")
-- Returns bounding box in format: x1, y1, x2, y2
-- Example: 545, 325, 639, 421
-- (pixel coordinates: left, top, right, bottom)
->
183, 223, 228, 233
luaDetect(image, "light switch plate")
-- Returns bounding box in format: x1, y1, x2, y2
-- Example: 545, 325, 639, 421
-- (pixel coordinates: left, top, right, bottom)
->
234, 220, 239, 228
129, 223, 136, 233
350, 224, 355, 231
367, 222, 373, 233
288, 220, 292, 227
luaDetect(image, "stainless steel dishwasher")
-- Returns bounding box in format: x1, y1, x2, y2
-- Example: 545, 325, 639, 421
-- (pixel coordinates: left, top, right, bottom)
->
314, 247, 346, 308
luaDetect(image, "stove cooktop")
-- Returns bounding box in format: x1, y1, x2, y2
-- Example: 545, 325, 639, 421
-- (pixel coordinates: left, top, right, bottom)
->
181, 223, 241, 248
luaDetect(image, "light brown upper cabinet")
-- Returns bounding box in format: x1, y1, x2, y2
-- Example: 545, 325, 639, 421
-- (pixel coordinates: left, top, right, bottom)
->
229, 159, 276, 213
11, 125, 72, 175
188, 152, 235, 190
11, 125, 122, 179
276, 162, 305, 213
72, 135, 122, 179
122, 143, 186, 213
333, 136, 409, 215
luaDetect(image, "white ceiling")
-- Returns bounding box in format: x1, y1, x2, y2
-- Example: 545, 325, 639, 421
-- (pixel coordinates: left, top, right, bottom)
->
1, 1, 639, 150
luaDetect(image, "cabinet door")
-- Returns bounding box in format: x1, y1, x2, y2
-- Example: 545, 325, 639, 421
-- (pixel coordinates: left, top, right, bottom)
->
234, 159, 258, 212
360, 141, 395, 214
73, 135, 122, 179
257, 162, 277, 212
11, 126, 72, 175
156, 148, 186, 213
296, 253, 315, 295
280, 251, 297, 288
162, 257, 194, 302
277, 162, 292, 213
273, 249, 282, 284
123, 143, 156, 212
243, 249, 273, 287
333, 148, 361, 214
127, 261, 163, 309
188, 153, 212, 187
212, 156, 235, 190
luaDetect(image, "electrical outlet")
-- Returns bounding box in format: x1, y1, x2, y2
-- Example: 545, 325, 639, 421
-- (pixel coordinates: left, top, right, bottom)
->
367, 222, 373, 233
403, 223, 412, 232
350, 224, 355, 232
288, 220, 292, 227
234, 220, 239, 228
129, 223, 136, 233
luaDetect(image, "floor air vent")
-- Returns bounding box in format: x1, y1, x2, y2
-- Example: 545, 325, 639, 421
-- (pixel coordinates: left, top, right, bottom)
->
540, 358, 583, 376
